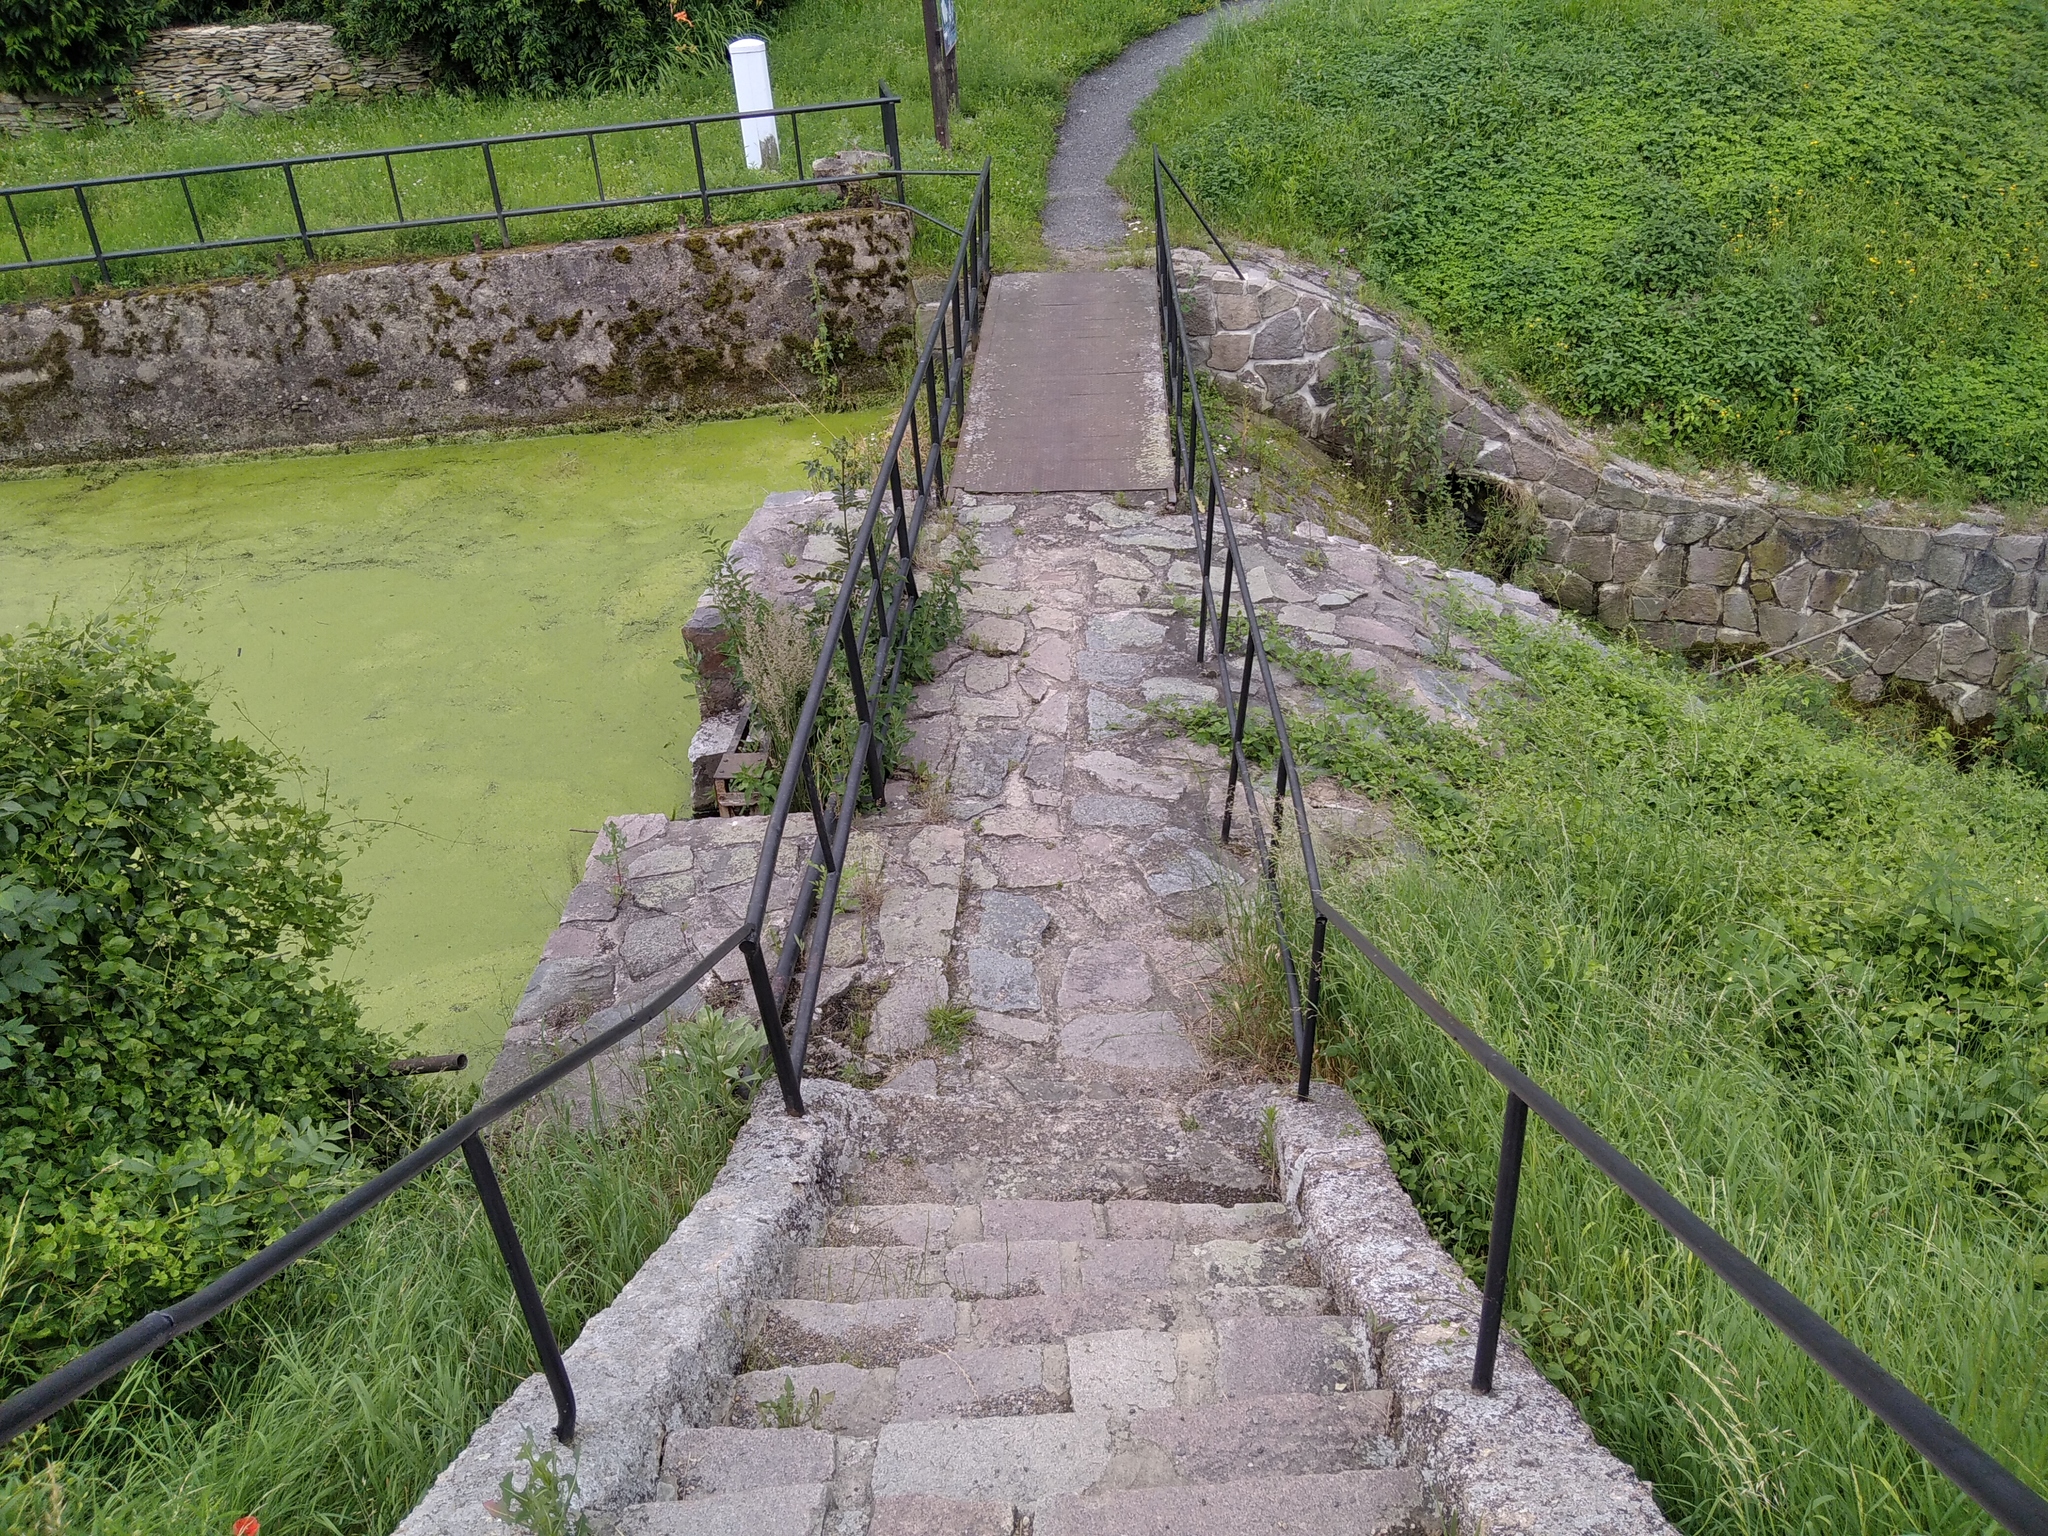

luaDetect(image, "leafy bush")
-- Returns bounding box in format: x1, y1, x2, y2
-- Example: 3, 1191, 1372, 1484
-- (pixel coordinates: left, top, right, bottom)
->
1138, 0, 2048, 507
331, 0, 776, 94
0, 617, 387, 1368
0, 0, 162, 95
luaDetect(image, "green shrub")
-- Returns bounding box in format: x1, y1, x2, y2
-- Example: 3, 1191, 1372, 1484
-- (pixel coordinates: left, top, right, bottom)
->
332, 0, 776, 94
0, 617, 387, 1370
0, 0, 162, 95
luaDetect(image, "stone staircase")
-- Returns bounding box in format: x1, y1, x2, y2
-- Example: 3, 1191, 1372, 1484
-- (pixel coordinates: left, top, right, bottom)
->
611, 1074, 1431, 1535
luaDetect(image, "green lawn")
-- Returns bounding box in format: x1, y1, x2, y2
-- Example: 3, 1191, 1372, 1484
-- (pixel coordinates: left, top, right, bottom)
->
1200, 612, 2048, 1534
0, 0, 1213, 296
1130, 0, 2048, 509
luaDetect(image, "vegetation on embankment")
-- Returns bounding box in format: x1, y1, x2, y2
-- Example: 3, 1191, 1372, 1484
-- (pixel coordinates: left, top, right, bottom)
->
1201, 614, 2048, 1532
0, 0, 1215, 295
1132, 0, 2048, 511
0, 1013, 755, 1535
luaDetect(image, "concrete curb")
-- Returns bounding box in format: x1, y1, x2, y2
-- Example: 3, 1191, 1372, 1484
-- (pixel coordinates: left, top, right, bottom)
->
393, 1080, 879, 1535
1273, 1085, 1678, 1535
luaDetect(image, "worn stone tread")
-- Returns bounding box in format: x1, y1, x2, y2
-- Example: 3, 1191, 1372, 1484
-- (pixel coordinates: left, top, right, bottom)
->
662, 1427, 835, 1494
614, 1483, 831, 1536
1125, 1392, 1399, 1482
1033, 1468, 1427, 1535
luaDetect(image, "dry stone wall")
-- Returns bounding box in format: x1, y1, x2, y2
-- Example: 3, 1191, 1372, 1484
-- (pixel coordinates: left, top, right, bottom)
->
1172, 248, 2047, 722
1, 24, 427, 132
0, 209, 914, 461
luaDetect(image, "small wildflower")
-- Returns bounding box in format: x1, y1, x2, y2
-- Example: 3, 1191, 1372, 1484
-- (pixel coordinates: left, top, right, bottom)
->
233, 1520, 261, 1536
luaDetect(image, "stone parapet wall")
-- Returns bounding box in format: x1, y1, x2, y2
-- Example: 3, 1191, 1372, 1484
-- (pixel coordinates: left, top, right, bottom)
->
1171, 248, 2046, 722
1, 24, 428, 133
0, 208, 914, 461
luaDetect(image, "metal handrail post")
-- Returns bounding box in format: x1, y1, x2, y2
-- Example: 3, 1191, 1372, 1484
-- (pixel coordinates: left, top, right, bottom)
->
462, 1135, 576, 1441
1471, 1093, 1528, 1393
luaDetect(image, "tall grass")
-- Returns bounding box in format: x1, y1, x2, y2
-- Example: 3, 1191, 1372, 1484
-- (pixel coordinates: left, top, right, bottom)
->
1131, 0, 2048, 509
1212, 617, 2048, 1533
0, 0, 1215, 297
0, 1041, 751, 1535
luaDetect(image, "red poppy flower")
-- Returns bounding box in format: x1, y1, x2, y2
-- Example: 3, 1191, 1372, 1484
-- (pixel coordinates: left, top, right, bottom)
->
233, 1520, 260, 1536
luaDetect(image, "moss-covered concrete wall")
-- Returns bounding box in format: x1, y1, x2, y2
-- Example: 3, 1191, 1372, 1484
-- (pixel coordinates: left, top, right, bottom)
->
0, 208, 913, 462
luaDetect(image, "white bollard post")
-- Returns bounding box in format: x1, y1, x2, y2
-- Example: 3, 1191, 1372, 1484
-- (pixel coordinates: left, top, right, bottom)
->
728, 37, 779, 171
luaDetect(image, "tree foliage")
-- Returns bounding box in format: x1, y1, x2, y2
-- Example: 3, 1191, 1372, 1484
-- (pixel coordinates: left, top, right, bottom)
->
0, 0, 162, 95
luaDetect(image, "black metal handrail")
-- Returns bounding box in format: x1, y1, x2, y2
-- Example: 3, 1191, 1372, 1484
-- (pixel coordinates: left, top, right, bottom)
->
0, 159, 992, 1454
1150, 150, 2048, 1536
1, 86, 916, 283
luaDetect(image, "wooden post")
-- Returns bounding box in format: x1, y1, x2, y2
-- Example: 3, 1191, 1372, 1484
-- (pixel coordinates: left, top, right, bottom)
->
921, 0, 959, 150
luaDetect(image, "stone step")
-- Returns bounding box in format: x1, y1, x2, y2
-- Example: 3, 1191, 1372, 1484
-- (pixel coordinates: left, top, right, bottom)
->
614, 1483, 830, 1536
1119, 1391, 1399, 1483
1034, 1468, 1427, 1536
751, 1281, 1340, 1368
789, 1236, 1315, 1303
844, 1081, 1274, 1206
871, 1409, 1116, 1508
822, 1198, 1294, 1249
662, 1427, 835, 1495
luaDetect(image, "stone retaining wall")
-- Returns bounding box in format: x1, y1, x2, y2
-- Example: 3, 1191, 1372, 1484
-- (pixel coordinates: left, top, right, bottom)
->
0, 208, 914, 462
1172, 248, 2046, 722
1, 24, 427, 132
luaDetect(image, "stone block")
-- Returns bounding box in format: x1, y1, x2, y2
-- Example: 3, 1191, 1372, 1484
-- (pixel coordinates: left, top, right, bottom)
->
1034, 1470, 1424, 1536
1993, 534, 2044, 570
879, 884, 960, 961
871, 1497, 1014, 1536
1563, 536, 1613, 583
1610, 539, 1656, 586
1596, 582, 1630, 629
1747, 530, 1797, 579
1300, 300, 1339, 351
1615, 508, 1661, 542
1686, 544, 1744, 586
1058, 1011, 1200, 1070
1662, 509, 1720, 545
1894, 639, 1942, 682
872, 1412, 1114, 1505
1542, 484, 1590, 522
510, 953, 615, 1026
1809, 522, 1866, 569
1204, 330, 1251, 373
619, 914, 690, 981
663, 1427, 835, 1494
1962, 550, 2016, 602
1757, 605, 1802, 647
1931, 524, 1996, 552
1939, 624, 1997, 683
792, 1245, 944, 1303
1917, 588, 1963, 626
1722, 587, 1758, 632
1249, 359, 1313, 396
1059, 943, 1155, 1011
1926, 544, 1970, 588
1706, 507, 1775, 549
616, 1487, 828, 1536
895, 1344, 1059, 1420
968, 949, 1041, 1013
754, 1299, 958, 1369
1181, 286, 1218, 338
1127, 1393, 1397, 1483
870, 959, 947, 1055
1260, 281, 1297, 318
731, 1364, 896, 1435
1807, 570, 1851, 611
1666, 585, 1722, 624
1546, 456, 1600, 496
1511, 437, 1559, 481
1773, 562, 1817, 611
1991, 607, 2031, 652
1213, 293, 1259, 330
1841, 569, 1888, 613
1866, 525, 1932, 562
1069, 1329, 1178, 1414
1542, 521, 1574, 563
1251, 310, 1304, 359
1215, 1316, 1372, 1397
983, 1200, 1099, 1241
1632, 544, 1687, 598
1593, 472, 1649, 511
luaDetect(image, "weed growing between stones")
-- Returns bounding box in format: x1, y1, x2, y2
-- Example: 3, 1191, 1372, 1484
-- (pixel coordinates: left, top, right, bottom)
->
1210, 605, 2048, 1534
925, 1002, 974, 1051
705, 500, 974, 813
485, 1437, 587, 1536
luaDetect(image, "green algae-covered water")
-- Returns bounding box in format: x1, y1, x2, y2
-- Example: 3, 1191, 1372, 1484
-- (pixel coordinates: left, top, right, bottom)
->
0, 414, 883, 1068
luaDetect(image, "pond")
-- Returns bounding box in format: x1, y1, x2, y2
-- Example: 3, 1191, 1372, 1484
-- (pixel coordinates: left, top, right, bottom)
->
0, 412, 883, 1068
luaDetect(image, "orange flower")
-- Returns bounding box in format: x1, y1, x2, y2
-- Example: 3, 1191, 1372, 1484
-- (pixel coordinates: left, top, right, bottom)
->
233, 1520, 260, 1536
674, 8, 690, 20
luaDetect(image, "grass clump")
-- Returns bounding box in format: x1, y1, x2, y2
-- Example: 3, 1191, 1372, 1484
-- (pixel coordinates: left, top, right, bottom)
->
1135, 0, 2048, 509
1219, 615, 2048, 1532
0, 1012, 754, 1535
925, 1001, 973, 1050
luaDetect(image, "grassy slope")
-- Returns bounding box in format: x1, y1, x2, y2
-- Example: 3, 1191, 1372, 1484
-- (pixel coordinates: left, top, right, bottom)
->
0, 0, 1210, 292
1129, 0, 2048, 508
1207, 614, 2048, 1533
0, 1042, 751, 1535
